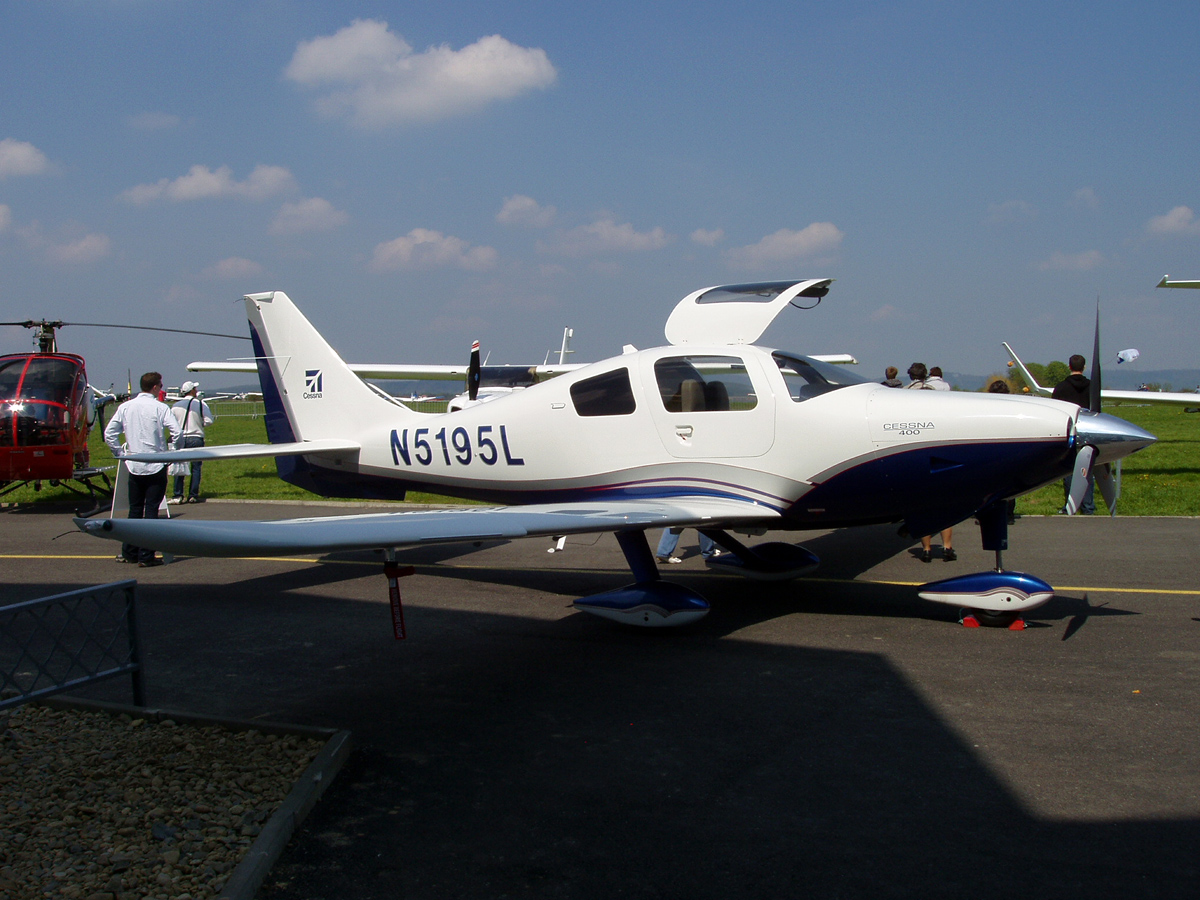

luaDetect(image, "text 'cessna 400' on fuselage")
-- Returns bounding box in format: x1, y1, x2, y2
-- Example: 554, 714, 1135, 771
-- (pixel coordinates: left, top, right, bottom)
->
77, 279, 1155, 630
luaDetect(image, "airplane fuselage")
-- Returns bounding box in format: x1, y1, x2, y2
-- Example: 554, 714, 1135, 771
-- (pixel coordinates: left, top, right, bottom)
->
263, 331, 1080, 537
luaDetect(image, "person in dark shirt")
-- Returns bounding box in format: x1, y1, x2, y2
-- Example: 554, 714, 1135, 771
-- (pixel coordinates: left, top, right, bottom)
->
1051, 354, 1095, 514
1051, 354, 1092, 406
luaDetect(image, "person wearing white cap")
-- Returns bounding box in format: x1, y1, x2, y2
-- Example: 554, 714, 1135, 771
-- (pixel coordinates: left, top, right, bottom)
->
169, 381, 216, 504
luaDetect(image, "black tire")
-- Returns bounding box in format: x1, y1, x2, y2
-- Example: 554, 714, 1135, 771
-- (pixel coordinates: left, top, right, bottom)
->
972, 609, 1019, 628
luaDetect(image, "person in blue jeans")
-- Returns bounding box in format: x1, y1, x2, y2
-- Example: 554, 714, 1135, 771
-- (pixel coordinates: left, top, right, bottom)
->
169, 381, 215, 504
655, 527, 722, 563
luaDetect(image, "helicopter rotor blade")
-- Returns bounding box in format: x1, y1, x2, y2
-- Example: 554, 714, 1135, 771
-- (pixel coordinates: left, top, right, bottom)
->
2, 320, 248, 341
61, 322, 250, 341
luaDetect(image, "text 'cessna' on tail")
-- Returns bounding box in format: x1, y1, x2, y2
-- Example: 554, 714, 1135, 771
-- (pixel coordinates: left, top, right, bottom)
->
76, 280, 1155, 630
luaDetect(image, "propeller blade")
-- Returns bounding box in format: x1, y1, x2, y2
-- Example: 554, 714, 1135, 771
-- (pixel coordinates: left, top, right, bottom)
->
1065, 444, 1096, 515
1089, 299, 1102, 413
1094, 462, 1118, 516
467, 340, 481, 402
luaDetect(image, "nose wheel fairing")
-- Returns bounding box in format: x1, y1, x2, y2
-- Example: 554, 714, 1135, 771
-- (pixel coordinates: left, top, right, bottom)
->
916, 501, 1054, 628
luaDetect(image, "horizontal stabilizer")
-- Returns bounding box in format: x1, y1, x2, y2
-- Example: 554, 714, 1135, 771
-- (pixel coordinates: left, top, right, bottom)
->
120, 438, 361, 463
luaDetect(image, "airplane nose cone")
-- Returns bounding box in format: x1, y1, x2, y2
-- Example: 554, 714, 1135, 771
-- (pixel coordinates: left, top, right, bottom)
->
1075, 410, 1156, 463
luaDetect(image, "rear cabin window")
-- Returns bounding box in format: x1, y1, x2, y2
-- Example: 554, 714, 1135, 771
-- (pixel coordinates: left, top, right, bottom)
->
570, 368, 636, 417
654, 356, 757, 412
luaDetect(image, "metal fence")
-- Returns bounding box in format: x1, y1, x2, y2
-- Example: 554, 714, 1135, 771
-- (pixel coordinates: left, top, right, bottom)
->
208, 400, 266, 419
0, 579, 145, 710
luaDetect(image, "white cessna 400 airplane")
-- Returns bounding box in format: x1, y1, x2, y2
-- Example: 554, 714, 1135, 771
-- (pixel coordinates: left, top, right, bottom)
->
76, 280, 1155, 629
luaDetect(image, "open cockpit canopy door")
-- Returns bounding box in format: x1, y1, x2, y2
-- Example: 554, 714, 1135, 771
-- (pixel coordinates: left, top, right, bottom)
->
664, 279, 833, 346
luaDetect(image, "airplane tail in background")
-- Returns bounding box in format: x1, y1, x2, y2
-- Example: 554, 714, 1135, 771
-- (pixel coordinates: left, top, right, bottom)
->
1001, 342, 1052, 397
244, 290, 411, 447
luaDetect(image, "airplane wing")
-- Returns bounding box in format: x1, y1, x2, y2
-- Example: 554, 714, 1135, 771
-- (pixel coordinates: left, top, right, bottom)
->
1157, 276, 1200, 289
1003, 342, 1199, 407
120, 438, 361, 463
186, 360, 585, 381
74, 496, 780, 558
809, 354, 858, 365
1094, 389, 1200, 407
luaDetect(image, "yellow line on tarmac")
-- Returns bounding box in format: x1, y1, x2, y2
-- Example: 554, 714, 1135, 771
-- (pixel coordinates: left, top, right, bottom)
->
7, 554, 1200, 598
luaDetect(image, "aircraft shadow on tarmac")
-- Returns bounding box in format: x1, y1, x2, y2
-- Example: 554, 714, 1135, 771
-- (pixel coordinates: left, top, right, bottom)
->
30, 526, 1191, 900
66, 592, 1193, 900
153, 518, 1142, 642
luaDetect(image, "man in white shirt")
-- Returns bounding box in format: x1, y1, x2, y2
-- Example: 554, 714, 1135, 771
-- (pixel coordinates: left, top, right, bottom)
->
104, 371, 181, 566
169, 380, 216, 504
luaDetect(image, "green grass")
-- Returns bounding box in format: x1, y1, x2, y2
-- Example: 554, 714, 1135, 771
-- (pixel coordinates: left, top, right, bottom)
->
1014, 403, 1200, 516
5, 401, 1198, 515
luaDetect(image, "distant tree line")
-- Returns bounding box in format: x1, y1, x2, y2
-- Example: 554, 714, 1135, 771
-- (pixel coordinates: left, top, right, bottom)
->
983, 363, 1193, 394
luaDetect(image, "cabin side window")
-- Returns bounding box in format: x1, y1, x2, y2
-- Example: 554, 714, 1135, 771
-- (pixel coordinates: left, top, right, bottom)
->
570, 368, 636, 417
653, 355, 757, 412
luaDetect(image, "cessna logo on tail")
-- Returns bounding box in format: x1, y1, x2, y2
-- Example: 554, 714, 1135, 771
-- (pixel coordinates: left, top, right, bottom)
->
304, 369, 323, 399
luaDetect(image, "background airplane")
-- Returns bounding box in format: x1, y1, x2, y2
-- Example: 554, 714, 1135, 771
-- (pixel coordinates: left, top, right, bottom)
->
1003, 342, 1200, 407
77, 280, 1154, 630
1157, 276, 1200, 289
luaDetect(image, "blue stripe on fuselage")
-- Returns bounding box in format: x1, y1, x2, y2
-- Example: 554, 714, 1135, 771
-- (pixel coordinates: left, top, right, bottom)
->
786, 438, 1070, 527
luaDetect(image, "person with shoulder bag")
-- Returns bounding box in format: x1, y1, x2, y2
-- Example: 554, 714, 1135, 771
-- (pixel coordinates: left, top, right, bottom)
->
169, 381, 216, 504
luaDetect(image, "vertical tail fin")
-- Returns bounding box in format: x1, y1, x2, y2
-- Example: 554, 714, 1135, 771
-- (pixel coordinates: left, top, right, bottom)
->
244, 291, 410, 445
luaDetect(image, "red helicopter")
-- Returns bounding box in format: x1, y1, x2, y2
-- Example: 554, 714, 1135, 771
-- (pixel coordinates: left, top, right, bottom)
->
1, 318, 247, 510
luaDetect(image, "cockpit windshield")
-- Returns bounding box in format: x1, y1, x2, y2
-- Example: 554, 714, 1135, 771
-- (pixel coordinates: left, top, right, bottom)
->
773, 352, 869, 401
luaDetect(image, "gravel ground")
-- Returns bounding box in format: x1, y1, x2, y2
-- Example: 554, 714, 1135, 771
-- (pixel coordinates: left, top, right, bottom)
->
0, 704, 324, 900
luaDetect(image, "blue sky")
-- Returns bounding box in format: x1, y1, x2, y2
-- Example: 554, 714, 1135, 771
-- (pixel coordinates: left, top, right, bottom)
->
2, 0, 1199, 390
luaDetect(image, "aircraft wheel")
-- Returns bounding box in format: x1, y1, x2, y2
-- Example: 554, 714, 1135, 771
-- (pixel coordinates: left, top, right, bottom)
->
971, 609, 1019, 628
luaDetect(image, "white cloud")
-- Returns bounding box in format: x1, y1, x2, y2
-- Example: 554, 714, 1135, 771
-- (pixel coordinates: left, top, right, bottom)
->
0, 139, 50, 178
1072, 187, 1100, 210
1146, 205, 1200, 236
270, 198, 349, 235
497, 194, 556, 227
0, 204, 11, 231
1038, 250, 1104, 271
370, 228, 497, 272
285, 20, 557, 128
128, 112, 182, 131
45, 233, 111, 265
690, 228, 724, 247
205, 257, 264, 279
870, 304, 900, 322
725, 223, 844, 269
545, 219, 669, 256
121, 164, 296, 204
986, 200, 1037, 225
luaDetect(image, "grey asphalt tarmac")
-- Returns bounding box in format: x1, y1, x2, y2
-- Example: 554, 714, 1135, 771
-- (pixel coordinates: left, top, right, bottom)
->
5, 501, 1200, 898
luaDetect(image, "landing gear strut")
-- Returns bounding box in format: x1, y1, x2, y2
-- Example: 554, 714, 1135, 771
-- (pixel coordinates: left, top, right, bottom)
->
571, 530, 711, 626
